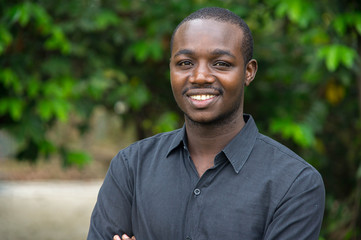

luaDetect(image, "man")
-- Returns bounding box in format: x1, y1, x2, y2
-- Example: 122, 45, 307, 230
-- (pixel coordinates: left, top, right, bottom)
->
88, 7, 325, 240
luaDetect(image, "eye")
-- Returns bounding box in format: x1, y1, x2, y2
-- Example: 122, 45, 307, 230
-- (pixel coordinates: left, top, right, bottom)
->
178, 60, 193, 66
214, 61, 231, 67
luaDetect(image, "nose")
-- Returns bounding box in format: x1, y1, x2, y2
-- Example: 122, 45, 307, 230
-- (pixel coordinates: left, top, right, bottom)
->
189, 63, 214, 85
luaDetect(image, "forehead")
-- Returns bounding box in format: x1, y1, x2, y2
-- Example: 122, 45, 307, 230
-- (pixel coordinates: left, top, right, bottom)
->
172, 19, 244, 55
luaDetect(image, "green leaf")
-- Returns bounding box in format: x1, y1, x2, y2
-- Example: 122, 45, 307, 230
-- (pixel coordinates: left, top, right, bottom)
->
44, 27, 71, 54
9, 99, 23, 121
128, 84, 150, 110
354, 13, 361, 35
131, 41, 149, 62
42, 81, 64, 98
333, 15, 346, 36
274, 0, 316, 28
36, 98, 71, 122
317, 45, 356, 72
0, 68, 20, 92
275, 0, 288, 18
17, 2, 32, 26
0, 26, 13, 55
52, 99, 71, 122
341, 48, 356, 68
94, 10, 120, 30
36, 100, 53, 121
333, 12, 361, 36
121, 78, 151, 111
270, 118, 315, 147
296, 124, 315, 147
27, 77, 41, 98
31, 4, 52, 31
0, 99, 8, 115
64, 150, 92, 167
0, 98, 24, 121
130, 39, 164, 62
152, 112, 180, 133
38, 140, 56, 156
149, 40, 163, 61
325, 46, 339, 72
42, 76, 77, 99
356, 21, 361, 35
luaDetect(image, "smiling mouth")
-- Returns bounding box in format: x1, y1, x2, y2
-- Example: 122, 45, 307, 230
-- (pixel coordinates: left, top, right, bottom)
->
189, 94, 216, 101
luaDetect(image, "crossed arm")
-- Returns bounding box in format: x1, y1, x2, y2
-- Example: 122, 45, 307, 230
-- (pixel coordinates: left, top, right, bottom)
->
89, 150, 325, 240
113, 234, 136, 240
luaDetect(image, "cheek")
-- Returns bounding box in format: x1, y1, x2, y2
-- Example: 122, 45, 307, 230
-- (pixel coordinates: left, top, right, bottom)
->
170, 72, 186, 91
221, 74, 244, 91
170, 77, 179, 92
170, 78, 183, 103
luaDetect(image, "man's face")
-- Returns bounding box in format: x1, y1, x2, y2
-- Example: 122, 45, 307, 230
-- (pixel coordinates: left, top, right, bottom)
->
170, 19, 254, 125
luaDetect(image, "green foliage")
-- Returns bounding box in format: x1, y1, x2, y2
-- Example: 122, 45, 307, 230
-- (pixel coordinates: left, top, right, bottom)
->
0, 26, 12, 54
318, 44, 357, 71
270, 117, 315, 147
0, 0, 360, 238
333, 12, 361, 36
273, 0, 317, 28
0, 97, 24, 121
61, 149, 92, 168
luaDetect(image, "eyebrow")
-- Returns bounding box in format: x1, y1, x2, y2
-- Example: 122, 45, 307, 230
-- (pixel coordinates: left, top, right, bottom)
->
173, 48, 236, 59
173, 49, 194, 58
211, 49, 236, 59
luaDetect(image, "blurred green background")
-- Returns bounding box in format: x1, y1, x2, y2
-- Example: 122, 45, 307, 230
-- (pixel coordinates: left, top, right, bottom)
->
0, 0, 360, 239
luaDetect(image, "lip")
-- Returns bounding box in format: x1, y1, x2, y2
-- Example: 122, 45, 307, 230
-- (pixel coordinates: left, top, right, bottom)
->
184, 88, 221, 109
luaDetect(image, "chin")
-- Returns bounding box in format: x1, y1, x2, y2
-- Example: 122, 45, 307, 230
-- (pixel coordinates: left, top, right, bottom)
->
184, 106, 243, 127
185, 114, 234, 127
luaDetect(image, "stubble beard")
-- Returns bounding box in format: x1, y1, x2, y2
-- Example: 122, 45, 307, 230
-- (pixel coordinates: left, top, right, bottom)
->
183, 95, 244, 128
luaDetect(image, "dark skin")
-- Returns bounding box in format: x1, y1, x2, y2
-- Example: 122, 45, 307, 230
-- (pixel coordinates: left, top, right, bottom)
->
170, 19, 257, 176
113, 18, 258, 239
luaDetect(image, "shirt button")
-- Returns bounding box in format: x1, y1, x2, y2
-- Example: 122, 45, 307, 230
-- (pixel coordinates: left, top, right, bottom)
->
194, 188, 201, 196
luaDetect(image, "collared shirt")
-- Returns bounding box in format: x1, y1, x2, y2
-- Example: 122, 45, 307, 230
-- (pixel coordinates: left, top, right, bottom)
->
88, 114, 325, 240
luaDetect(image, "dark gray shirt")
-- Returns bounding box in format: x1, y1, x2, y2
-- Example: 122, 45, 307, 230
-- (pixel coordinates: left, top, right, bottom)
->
88, 114, 325, 240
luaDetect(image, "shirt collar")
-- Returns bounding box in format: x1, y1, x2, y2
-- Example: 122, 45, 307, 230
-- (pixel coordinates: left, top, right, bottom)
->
166, 114, 259, 174
223, 114, 259, 173
166, 125, 187, 157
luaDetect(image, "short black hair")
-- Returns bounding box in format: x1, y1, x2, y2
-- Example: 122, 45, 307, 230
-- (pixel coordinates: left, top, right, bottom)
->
170, 7, 254, 64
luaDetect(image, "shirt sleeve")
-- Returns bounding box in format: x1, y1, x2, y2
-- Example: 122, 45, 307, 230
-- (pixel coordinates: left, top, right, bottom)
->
87, 151, 134, 240
263, 167, 325, 240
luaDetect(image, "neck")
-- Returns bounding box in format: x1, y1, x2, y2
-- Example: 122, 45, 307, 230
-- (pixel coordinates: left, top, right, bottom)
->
184, 113, 245, 177
185, 113, 245, 157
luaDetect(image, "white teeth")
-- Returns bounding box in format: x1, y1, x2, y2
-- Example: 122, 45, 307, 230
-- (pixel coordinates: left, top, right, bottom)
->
190, 95, 215, 101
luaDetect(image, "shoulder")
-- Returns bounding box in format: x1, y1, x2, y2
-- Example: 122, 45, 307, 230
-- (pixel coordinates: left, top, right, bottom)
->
249, 133, 324, 205
129, 128, 182, 149
255, 133, 312, 166
252, 133, 323, 185
118, 128, 183, 161
256, 133, 304, 162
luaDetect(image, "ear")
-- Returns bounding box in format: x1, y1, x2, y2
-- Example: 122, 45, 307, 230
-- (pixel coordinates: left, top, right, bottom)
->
244, 59, 258, 86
